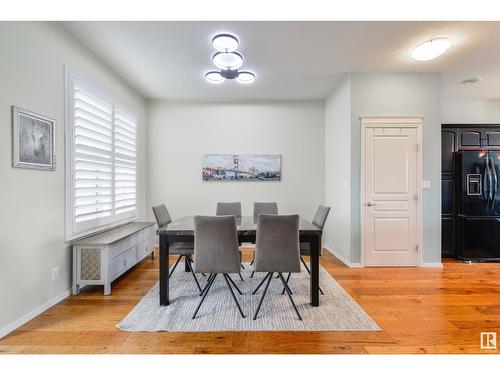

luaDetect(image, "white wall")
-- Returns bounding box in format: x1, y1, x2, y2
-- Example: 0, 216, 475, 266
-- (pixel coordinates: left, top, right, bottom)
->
323, 76, 352, 263
441, 99, 500, 124
0, 22, 146, 335
350, 73, 442, 264
146, 100, 324, 221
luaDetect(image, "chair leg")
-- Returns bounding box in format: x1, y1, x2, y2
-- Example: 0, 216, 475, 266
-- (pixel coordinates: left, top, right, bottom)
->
252, 272, 271, 295
192, 274, 217, 319
278, 273, 302, 321
185, 257, 202, 292
226, 274, 244, 295
253, 272, 273, 320
281, 272, 292, 295
186, 255, 205, 277
223, 274, 245, 318
169, 255, 183, 277
250, 271, 255, 278
300, 256, 324, 295
199, 273, 214, 296
240, 263, 245, 270
238, 272, 244, 281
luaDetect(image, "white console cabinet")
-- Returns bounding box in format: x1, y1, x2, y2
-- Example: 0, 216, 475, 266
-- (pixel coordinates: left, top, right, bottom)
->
71, 222, 156, 295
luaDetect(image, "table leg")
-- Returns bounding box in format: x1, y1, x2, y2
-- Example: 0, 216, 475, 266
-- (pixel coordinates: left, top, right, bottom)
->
160, 234, 170, 306
309, 234, 320, 306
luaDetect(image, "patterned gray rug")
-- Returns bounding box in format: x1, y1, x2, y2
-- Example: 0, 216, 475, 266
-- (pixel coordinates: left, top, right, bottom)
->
117, 263, 379, 332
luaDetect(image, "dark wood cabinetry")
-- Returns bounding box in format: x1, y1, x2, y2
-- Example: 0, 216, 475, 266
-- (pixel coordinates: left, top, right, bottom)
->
441, 126, 457, 258
441, 124, 500, 258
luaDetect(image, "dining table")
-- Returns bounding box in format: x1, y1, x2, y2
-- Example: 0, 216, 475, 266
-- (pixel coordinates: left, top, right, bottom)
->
157, 215, 323, 307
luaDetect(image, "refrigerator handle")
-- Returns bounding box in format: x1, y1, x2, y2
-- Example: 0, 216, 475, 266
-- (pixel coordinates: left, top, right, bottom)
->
490, 157, 497, 209
483, 156, 490, 203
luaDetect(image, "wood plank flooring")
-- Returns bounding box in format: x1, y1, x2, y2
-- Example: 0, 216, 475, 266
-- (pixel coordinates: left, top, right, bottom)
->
1, 250, 500, 354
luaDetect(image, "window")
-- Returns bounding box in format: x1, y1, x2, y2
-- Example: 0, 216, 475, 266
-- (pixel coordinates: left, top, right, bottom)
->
66, 69, 138, 239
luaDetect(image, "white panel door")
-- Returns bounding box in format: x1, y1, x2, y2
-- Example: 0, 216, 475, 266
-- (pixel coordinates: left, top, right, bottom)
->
364, 126, 419, 266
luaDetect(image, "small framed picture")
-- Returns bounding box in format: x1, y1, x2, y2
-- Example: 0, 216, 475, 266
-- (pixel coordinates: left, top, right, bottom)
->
12, 106, 56, 170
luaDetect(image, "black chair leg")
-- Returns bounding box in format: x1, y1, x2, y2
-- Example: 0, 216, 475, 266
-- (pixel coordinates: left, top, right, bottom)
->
185, 255, 206, 277
186, 257, 202, 292
238, 272, 244, 281
253, 272, 273, 320
199, 273, 214, 296
169, 255, 183, 277
252, 272, 271, 295
281, 272, 292, 295
250, 271, 255, 278
223, 274, 245, 318
300, 256, 324, 295
226, 274, 244, 295
240, 263, 245, 270
192, 274, 217, 319
278, 273, 302, 321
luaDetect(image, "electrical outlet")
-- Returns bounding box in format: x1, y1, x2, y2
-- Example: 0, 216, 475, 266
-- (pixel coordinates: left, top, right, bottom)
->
51, 266, 59, 281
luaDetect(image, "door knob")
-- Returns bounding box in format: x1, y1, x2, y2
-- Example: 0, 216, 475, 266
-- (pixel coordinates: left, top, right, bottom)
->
366, 201, 376, 207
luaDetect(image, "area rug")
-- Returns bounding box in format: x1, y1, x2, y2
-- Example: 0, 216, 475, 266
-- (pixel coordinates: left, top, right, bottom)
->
117, 263, 379, 332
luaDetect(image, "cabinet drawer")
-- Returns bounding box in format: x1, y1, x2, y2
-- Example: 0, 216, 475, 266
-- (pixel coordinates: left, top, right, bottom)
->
136, 236, 157, 260
141, 225, 156, 242
110, 247, 137, 279
109, 232, 140, 259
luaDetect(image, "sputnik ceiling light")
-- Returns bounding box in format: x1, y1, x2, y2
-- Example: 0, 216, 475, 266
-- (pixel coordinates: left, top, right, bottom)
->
205, 33, 256, 84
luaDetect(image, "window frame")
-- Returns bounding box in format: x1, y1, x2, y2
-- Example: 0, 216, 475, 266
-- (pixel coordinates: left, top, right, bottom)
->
65, 67, 139, 241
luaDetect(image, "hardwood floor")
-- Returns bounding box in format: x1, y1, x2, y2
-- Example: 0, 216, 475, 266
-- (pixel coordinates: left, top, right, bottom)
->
1, 250, 500, 354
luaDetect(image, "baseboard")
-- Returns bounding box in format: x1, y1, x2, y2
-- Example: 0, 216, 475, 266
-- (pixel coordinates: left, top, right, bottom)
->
420, 262, 444, 268
0, 288, 71, 340
348, 263, 364, 268
323, 245, 362, 268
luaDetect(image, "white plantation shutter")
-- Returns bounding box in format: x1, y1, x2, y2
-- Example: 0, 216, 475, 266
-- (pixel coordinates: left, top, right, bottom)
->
114, 108, 137, 220
67, 72, 138, 238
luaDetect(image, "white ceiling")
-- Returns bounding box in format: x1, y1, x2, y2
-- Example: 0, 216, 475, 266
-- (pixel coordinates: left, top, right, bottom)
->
62, 21, 500, 100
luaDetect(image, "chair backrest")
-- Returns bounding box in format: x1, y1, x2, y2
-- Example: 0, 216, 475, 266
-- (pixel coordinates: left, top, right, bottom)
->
216, 202, 242, 218
254, 214, 300, 273
194, 215, 240, 274
312, 205, 331, 229
152, 204, 172, 228
253, 202, 278, 220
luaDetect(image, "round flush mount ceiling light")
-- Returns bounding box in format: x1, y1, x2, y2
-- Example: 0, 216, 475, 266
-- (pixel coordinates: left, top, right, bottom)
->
236, 71, 256, 84
205, 71, 224, 84
212, 33, 239, 52
212, 51, 243, 70
461, 77, 482, 85
411, 38, 450, 61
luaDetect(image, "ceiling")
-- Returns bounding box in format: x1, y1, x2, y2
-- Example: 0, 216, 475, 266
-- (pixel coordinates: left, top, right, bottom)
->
62, 21, 500, 100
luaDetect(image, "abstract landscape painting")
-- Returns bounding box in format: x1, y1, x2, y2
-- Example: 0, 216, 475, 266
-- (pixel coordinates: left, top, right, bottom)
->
202, 154, 281, 181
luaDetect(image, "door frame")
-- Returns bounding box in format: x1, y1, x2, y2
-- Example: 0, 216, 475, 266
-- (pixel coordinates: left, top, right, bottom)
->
360, 115, 424, 267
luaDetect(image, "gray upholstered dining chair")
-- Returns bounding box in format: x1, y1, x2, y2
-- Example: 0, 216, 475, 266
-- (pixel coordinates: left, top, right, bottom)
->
252, 214, 302, 321
253, 202, 278, 220
152, 204, 202, 293
216, 201, 245, 278
216, 202, 242, 218
250, 202, 279, 278
282, 205, 330, 296
192, 215, 245, 319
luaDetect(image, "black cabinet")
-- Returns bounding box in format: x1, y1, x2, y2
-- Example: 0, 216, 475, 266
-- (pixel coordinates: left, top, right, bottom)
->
441, 130, 455, 174
441, 127, 457, 258
458, 129, 482, 149
485, 130, 500, 148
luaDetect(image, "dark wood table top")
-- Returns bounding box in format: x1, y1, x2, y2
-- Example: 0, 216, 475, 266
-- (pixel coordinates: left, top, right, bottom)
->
158, 216, 321, 236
